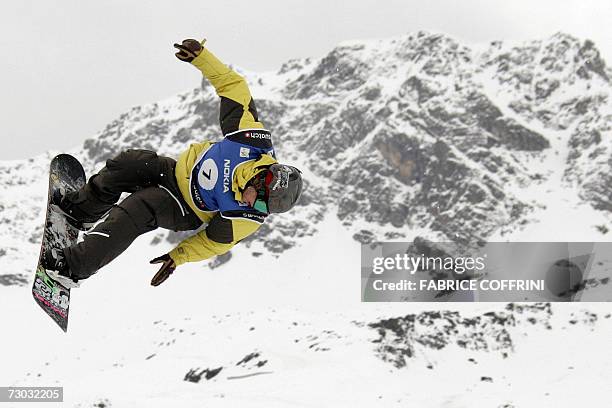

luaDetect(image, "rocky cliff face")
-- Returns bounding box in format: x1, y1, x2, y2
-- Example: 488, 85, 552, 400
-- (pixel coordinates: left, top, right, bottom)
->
479, 33, 611, 215
260, 31, 610, 244
1, 31, 611, 279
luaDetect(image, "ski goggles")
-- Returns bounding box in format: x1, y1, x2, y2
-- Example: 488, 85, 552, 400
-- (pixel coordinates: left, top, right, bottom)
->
251, 170, 274, 214
253, 198, 268, 213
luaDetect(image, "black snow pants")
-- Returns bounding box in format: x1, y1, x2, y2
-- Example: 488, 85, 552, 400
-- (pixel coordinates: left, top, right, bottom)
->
62, 149, 202, 280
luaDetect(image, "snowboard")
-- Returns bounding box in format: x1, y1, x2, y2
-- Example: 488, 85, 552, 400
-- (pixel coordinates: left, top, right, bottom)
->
32, 154, 86, 332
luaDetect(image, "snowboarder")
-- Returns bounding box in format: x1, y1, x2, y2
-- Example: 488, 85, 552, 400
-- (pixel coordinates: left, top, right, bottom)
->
42, 38, 303, 288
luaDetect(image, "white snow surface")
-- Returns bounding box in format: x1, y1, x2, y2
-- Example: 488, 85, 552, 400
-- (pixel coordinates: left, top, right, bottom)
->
2, 219, 612, 407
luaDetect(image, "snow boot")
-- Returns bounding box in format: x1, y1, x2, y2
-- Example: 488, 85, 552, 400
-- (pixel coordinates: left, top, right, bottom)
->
41, 247, 80, 289
50, 187, 97, 231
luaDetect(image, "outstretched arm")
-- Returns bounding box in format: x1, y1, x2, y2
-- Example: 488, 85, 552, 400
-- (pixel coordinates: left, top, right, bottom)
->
149, 213, 261, 285
168, 214, 261, 266
175, 39, 265, 134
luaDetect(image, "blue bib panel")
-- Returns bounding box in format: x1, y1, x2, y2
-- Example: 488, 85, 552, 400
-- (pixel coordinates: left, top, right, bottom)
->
189, 129, 275, 217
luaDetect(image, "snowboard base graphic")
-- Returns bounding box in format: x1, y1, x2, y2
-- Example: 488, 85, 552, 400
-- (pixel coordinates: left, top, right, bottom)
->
32, 154, 86, 332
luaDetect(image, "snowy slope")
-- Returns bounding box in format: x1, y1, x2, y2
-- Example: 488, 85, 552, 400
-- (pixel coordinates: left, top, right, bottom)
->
1, 31, 612, 407
2, 220, 612, 407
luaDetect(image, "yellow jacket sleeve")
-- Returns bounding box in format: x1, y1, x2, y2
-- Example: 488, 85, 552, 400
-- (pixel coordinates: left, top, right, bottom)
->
191, 43, 264, 133
168, 230, 232, 266
168, 217, 262, 266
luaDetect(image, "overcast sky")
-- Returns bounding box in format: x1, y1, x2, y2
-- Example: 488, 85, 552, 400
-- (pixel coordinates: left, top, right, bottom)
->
1, 0, 610, 160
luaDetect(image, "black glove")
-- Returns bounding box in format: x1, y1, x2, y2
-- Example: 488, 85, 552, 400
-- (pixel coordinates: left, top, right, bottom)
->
174, 39, 204, 63
150, 254, 176, 286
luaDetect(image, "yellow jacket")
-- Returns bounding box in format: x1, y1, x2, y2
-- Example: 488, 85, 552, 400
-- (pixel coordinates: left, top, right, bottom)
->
169, 44, 277, 266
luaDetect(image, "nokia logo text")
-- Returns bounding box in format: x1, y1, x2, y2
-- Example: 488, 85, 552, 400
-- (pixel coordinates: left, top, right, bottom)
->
223, 159, 231, 193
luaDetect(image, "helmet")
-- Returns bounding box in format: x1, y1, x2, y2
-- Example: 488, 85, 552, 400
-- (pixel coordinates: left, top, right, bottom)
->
265, 164, 303, 213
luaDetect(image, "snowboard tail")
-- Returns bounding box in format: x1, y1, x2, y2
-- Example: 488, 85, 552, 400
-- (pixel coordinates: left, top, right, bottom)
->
32, 154, 86, 332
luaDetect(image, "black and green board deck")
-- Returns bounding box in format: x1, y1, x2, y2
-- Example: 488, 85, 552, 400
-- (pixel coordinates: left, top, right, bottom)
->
32, 154, 85, 332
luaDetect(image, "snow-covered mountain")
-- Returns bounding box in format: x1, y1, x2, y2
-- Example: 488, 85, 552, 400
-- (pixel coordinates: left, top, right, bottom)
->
1, 32, 611, 407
